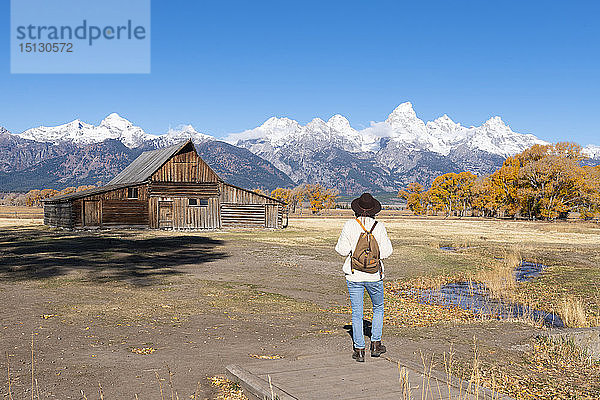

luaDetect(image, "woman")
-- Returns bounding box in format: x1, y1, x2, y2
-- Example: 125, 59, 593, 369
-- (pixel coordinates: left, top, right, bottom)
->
335, 193, 393, 362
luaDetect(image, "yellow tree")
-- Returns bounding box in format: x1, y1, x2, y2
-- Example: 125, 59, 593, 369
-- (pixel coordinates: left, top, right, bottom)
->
270, 188, 292, 204
25, 189, 41, 207
489, 155, 521, 217
60, 186, 77, 195
398, 182, 425, 215
302, 184, 338, 214
427, 173, 475, 216
578, 166, 600, 219
471, 176, 501, 217
40, 189, 59, 201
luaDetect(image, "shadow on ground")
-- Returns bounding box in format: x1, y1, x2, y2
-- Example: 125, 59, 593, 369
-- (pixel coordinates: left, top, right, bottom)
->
344, 320, 372, 342
0, 227, 228, 285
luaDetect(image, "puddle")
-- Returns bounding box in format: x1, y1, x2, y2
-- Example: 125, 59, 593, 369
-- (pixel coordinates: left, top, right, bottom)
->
439, 246, 459, 252
515, 261, 545, 282
404, 261, 564, 328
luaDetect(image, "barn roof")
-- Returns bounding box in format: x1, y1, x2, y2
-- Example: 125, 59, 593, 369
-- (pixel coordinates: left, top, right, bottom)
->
108, 140, 193, 185
43, 183, 137, 203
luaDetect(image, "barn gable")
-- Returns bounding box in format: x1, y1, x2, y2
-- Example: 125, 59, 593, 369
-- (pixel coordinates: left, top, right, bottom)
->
150, 140, 220, 183
108, 140, 219, 185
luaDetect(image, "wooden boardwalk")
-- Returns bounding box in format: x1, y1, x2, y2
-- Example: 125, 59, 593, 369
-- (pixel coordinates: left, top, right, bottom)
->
227, 352, 514, 400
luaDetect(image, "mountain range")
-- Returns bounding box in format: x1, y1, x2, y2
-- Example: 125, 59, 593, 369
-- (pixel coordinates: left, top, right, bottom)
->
1, 103, 598, 194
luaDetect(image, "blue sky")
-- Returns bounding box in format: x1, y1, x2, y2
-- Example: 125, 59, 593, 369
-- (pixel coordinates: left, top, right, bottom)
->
1, 1, 599, 144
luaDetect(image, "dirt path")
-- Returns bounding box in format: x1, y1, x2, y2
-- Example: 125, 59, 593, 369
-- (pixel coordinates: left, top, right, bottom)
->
0, 222, 563, 399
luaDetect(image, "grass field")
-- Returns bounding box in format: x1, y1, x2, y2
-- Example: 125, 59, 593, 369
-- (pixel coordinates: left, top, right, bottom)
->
0, 215, 599, 399
0, 205, 43, 219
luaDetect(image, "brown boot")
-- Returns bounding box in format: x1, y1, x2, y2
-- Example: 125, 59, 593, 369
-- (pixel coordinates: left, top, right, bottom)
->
370, 341, 386, 357
352, 347, 365, 362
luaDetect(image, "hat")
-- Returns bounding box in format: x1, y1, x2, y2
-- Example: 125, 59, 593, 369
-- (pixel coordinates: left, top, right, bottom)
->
351, 193, 382, 216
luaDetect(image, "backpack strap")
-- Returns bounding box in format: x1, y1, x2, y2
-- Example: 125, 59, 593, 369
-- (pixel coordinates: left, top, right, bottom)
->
369, 220, 378, 234
355, 217, 368, 232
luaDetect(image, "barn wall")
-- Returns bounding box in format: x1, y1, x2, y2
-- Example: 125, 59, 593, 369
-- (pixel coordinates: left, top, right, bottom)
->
148, 181, 221, 230
220, 183, 286, 228
151, 148, 219, 183
221, 183, 279, 205
69, 184, 149, 228
43, 202, 73, 229
102, 200, 148, 226
149, 182, 219, 197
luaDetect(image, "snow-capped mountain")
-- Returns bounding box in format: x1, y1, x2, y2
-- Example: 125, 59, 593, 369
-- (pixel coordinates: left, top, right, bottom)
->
228, 102, 548, 159
3, 105, 599, 194
149, 124, 214, 148
20, 113, 154, 148
583, 145, 600, 160
225, 102, 560, 191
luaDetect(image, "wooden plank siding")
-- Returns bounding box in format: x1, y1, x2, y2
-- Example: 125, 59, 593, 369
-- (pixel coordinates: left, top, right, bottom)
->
220, 183, 286, 228
221, 204, 266, 227
102, 200, 148, 226
43, 202, 73, 229
69, 184, 149, 228
151, 147, 219, 183
149, 182, 219, 197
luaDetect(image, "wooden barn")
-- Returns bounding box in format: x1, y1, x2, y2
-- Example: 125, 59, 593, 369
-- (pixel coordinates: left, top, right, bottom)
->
43, 140, 288, 230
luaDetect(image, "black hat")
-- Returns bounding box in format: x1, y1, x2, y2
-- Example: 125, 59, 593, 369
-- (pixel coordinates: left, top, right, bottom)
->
351, 193, 382, 216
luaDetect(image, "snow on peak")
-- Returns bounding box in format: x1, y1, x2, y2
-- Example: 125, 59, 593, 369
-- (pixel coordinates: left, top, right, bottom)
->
100, 113, 132, 129
19, 114, 150, 148
389, 102, 416, 116
0, 126, 10, 135
228, 102, 561, 158
483, 116, 507, 128
328, 114, 352, 132
149, 124, 214, 148
583, 145, 600, 160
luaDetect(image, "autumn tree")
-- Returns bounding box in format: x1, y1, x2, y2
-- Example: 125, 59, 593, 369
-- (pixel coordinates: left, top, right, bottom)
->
426, 172, 476, 216
301, 184, 338, 214
578, 166, 600, 219
398, 182, 425, 214
25, 189, 41, 207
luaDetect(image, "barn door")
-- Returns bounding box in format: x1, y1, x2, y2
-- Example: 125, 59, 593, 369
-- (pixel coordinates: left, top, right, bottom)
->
265, 204, 278, 228
158, 201, 173, 229
83, 200, 100, 226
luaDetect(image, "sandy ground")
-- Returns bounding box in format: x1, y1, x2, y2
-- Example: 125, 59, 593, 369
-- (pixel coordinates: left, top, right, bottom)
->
0, 217, 598, 399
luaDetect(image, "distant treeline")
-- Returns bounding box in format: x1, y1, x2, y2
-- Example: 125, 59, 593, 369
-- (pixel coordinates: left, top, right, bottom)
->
399, 143, 600, 220
264, 184, 339, 214
0, 184, 100, 207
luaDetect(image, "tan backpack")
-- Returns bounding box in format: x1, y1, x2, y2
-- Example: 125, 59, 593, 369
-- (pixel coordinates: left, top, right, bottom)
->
351, 218, 382, 278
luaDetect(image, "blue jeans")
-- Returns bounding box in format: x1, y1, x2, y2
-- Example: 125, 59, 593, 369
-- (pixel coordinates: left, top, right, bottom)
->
346, 280, 384, 349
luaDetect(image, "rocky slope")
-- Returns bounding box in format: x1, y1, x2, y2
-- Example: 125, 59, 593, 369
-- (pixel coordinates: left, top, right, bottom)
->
2, 106, 598, 194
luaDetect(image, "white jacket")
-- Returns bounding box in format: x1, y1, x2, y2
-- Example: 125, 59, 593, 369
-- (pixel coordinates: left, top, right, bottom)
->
335, 217, 393, 282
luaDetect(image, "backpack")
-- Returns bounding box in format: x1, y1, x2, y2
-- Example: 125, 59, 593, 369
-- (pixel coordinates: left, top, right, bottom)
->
351, 218, 382, 278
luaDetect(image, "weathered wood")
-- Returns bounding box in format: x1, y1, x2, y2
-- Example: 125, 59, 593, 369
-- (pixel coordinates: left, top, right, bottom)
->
149, 182, 219, 196
225, 364, 297, 400
151, 143, 220, 183
83, 200, 100, 227
43, 202, 73, 228
231, 353, 514, 400
158, 201, 173, 229
102, 200, 148, 225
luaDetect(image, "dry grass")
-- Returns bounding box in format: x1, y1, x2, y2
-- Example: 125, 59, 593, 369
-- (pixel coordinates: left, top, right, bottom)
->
0, 218, 43, 227
209, 376, 248, 400
560, 296, 589, 328
476, 248, 520, 300
0, 206, 43, 219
